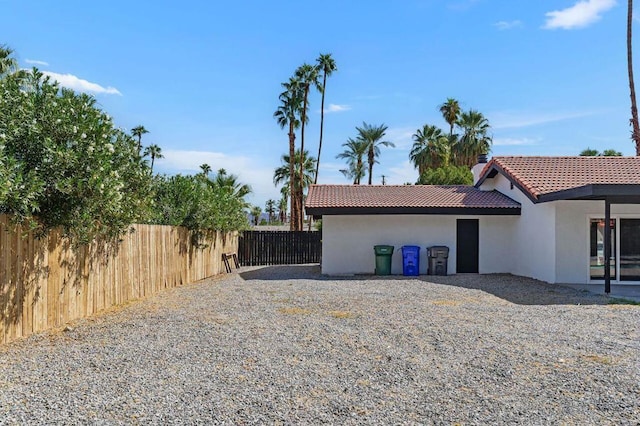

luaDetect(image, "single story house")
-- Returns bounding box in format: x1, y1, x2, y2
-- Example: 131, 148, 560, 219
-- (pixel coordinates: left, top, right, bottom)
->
305, 156, 640, 292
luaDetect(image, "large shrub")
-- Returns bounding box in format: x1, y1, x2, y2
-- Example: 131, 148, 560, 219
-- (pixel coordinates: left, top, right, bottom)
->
0, 70, 153, 243
150, 174, 249, 233
417, 165, 473, 185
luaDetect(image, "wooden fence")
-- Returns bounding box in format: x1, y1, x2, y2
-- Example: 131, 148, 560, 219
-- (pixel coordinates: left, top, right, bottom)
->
0, 215, 237, 345
238, 231, 321, 266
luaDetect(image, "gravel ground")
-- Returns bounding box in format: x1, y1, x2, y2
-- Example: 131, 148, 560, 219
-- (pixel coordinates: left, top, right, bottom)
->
1, 265, 639, 425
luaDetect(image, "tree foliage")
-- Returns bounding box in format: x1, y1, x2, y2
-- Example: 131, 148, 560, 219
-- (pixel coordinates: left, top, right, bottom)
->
417, 165, 473, 185
579, 148, 623, 156
149, 173, 249, 233
0, 69, 153, 243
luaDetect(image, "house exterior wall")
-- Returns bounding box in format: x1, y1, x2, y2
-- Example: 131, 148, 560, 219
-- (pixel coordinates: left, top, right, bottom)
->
554, 200, 640, 283
480, 174, 557, 283
321, 214, 515, 275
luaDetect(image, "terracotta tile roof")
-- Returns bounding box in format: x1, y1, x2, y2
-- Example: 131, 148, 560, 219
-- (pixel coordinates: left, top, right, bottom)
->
305, 185, 520, 213
480, 156, 640, 200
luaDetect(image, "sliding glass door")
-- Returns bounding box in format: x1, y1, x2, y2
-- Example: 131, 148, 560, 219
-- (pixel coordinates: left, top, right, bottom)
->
590, 217, 640, 282
589, 219, 616, 280
620, 219, 640, 281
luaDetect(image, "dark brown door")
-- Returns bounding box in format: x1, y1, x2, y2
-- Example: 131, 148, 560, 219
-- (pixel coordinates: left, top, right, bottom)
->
456, 219, 479, 273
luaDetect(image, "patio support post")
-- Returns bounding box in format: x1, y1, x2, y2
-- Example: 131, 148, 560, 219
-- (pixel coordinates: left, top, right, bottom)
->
604, 198, 611, 294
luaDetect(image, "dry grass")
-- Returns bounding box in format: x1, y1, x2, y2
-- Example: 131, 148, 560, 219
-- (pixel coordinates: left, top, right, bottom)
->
328, 310, 356, 319
581, 354, 615, 365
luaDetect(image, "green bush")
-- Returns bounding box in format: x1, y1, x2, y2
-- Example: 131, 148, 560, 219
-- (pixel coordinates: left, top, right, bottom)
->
149, 174, 249, 233
0, 69, 153, 243
417, 165, 473, 185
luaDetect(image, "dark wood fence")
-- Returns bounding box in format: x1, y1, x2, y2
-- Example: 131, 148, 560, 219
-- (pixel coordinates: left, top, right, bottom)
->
238, 231, 322, 266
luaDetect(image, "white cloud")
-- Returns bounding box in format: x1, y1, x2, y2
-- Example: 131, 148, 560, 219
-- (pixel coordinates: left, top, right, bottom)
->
492, 137, 539, 146
491, 110, 597, 129
41, 71, 122, 95
385, 126, 416, 150
156, 149, 281, 208
25, 59, 49, 66
494, 20, 523, 30
325, 104, 351, 113
543, 0, 617, 30
387, 160, 419, 185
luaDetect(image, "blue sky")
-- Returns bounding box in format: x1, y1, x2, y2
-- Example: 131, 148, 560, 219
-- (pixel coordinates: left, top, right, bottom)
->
3, 0, 634, 208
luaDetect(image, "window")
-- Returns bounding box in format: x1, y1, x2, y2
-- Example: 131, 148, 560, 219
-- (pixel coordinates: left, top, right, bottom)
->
589, 219, 616, 280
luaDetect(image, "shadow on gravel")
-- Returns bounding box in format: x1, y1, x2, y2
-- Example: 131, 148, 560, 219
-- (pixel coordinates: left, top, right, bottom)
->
418, 274, 609, 306
239, 266, 609, 306
239, 265, 325, 281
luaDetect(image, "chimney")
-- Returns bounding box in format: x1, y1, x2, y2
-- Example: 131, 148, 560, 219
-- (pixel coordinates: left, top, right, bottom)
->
471, 154, 488, 185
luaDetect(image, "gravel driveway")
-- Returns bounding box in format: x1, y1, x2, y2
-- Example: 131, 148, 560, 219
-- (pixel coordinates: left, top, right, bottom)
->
1, 266, 639, 424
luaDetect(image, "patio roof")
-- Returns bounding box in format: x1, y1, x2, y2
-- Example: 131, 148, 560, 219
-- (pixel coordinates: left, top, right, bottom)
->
476, 156, 640, 203
305, 184, 521, 217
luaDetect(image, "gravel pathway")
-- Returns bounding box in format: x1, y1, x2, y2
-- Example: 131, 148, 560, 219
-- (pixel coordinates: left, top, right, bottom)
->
1, 265, 639, 424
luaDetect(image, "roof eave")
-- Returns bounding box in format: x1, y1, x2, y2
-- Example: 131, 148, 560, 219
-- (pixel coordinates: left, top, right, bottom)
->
305, 206, 522, 216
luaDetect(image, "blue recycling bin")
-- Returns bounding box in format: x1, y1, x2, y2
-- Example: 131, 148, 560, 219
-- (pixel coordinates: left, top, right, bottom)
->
401, 245, 420, 276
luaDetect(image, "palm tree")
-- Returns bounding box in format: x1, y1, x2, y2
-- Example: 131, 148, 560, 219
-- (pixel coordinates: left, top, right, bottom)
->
439, 98, 461, 137
628, 0, 640, 154
274, 78, 303, 230
250, 205, 262, 226
0, 45, 18, 77
294, 64, 320, 228
455, 110, 492, 167
143, 144, 163, 173
274, 149, 316, 227
265, 199, 276, 223
200, 163, 212, 177
410, 125, 448, 175
336, 137, 368, 184
213, 168, 252, 200
355, 122, 395, 185
273, 149, 316, 194
278, 187, 289, 223
314, 53, 337, 184
131, 125, 149, 154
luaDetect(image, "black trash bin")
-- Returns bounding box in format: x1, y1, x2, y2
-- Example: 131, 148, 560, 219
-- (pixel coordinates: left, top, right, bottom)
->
401, 245, 420, 276
427, 246, 449, 276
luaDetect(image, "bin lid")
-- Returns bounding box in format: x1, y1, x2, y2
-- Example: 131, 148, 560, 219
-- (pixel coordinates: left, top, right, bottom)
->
428, 246, 449, 256
401, 245, 420, 251
374, 245, 394, 254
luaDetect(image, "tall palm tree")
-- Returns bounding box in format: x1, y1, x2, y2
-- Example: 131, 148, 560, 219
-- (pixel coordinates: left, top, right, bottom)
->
200, 163, 212, 177
274, 78, 303, 230
143, 144, 163, 173
628, 0, 640, 154
214, 168, 252, 200
410, 125, 448, 175
314, 53, 337, 184
336, 137, 368, 184
265, 199, 276, 223
294, 64, 320, 229
355, 122, 395, 185
439, 98, 461, 137
0, 45, 18, 77
131, 125, 149, 154
455, 110, 492, 167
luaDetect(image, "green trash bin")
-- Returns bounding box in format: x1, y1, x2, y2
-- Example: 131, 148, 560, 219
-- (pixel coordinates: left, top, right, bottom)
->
374, 245, 394, 275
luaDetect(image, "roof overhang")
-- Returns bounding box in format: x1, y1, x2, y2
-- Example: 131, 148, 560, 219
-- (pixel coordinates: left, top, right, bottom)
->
476, 163, 640, 204
305, 206, 521, 219
537, 184, 640, 203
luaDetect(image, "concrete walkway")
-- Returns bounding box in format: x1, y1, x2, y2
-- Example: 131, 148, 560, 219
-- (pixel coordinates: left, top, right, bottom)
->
558, 283, 640, 302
